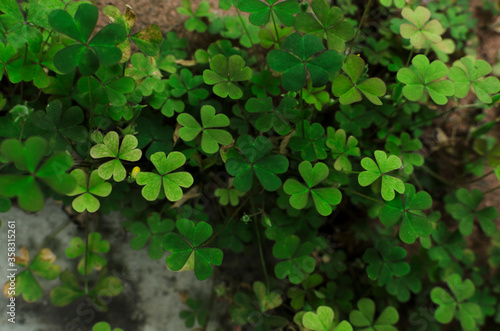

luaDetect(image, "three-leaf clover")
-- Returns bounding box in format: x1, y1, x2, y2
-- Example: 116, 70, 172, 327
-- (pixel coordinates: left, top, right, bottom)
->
289, 121, 328, 161
245, 96, 301, 135
400, 6, 444, 49
349, 298, 399, 331
164, 219, 223, 280
180, 297, 209, 328
380, 0, 405, 8
326, 127, 360, 172
90, 131, 142, 182
385, 132, 424, 175
136, 151, 194, 202
178, 0, 213, 32
66, 232, 110, 275
283, 161, 342, 216
303, 306, 353, 331
238, 0, 300, 26
49, 4, 127, 75
177, 105, 233, 154
449, 57, 500, 104
125, 53, 164, 97
226, 135, 289, 192
267, 32, 342, 91
92, 322, 124, 331
272, 235, 316, 284
129, 212, 175, 260
358, 150, 404, 201
67, 169, 112, 213
362, 241, 410, 286
428, 222, 466, 268
331, 55, 386, 105
431, 274, 482, 330
214, 187, 246, 206
170, 68, 209, 105
378, 184, 433, 244
203, 54, 252, 99
0, 0, 42, 52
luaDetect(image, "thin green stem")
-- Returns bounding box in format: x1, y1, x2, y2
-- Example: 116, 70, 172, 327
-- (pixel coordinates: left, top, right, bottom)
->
236, 7, 258, 55
252, 199, 269, 291
461, 170, 494, 185
346, 0, 373, 57
420, 164, 453, 186
405, 47, 414, 67
83, 211, 90, 294
270, 12, 281, 46
340, 187, 386, 205
483, 185, 500, 195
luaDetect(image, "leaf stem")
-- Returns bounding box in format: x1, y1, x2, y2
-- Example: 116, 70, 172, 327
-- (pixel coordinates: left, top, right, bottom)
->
346, 0, 373, 57
270, 12, 281, 46
420, 164, 453, 185
483, 185, 500, 195
340, 187, 386, 205
236, 7, 258, 55
83, 211, 90, 295
252, 199, 269, 292
405, 47, 414, 67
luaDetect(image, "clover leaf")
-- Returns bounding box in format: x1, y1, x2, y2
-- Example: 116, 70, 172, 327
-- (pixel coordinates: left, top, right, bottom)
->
358, 150, 404, 201
226, 135, 289, 192
92, 321, 124, 331
253, 281, 283, 312
449, 57, 500, 104
178, 0, 213, 32
67, 169, 112, 213
272, 235, 315, 284
445, 188, 498, 237
135, 114, 174, 159
386, 268, 422, 302
164, 219, 223, 280
289, 121, 328, 161
238, 0, 300, 26
335, 104, 371, 137
380, 0, 405, 8
283, 161, 342, 216
180, 297, 209, 328
214, 187, 245, 206
149, 81, 186, 117
129, 212, 175, 260
251, 70, 281, 97
136, 151, 194, 202
3, 247, 60, 302
379, 184, 433, 244
125, 53, 164, 97
66, 232, 110, 275
294, 0, 354, 52
177, 105, 233, 154
303, 306, 340, 331
245, 96, 301, 135
0, 137, 75, 212
90, 131, 142, 182
170, 68, 209, 105
203, 54, 252, 99
428, 221, 466, 268
362, 241, 410, 286
349, 298, 399, 331
400, 6, 444, 49
49, 4, 127, 75
431, 274, 482, 331
326, 127, 360, 172
332, 55, 386, 105
0, 0, 42, 52
267, 32, 342, 91
385, 132, 424, 175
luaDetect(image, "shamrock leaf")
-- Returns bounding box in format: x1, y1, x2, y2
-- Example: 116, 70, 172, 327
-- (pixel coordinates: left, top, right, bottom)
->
358, 150, 404, 201
238, 0, 300, 26
272, 235, 315, 284
302, 306, 334, 331
49, 4, 127, 75
0, 0, 42, 52
289, 121, 328, 161
3, 247, 60, 302
326, 127, 360, 172
180, 297, 209, 328
31, 100, 87, 152
294, 0, 354, 52
251, 70, 281, 97
170, 68, 209, 105
214, 187, 246, 206
386, 268, 422, 302
253, 281, 283, 312
135, 114, 174, 158
445, 188, 498, 236
129, 212, 175, 259
0, 42, 20, 83
335, 104, 371, 137
431, 274, 482, 330
267, 32, 342, 91
385, 132, 424, 175
379, 184, 433, 244
428, 221, 466, 268
283, 161, 342, 216
66, 232, 110, 275
149, 80, 186, 117
67, 169, 112, 213
90, 131, 142, 182
125, 53, 164, 97
362, 241, 410, 286
178, 0, 213, 32
245, 96, 300, 135
226, 135, 289, 192
103, 5, 162, 61
203, 54, 252, 99
380, 0, 405, 8
331, 55, 386, 105
349, 298, 399, 331
400, 6, 444, 49
177, 105, 233, 154
136, 151, 194, 202
92, 321, 124, 331
164, 219, 223, 280
449, 57, 500, 104
0, 137, 75, 212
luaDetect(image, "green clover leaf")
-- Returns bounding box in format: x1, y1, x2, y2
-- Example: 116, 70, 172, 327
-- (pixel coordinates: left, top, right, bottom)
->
386, 268, 422, 302
283, 161, 342, 216
267, 32, 342, 91
136, 151, 194, 202
449, 57, 500, 104
49, 4, 127, 75
428, 221, 466, 268
125, 53, 164, 97
90, 131, 142, 182
170, 68, 209, 105
65, 232, 110, 275
358, 150, 404, 201
385, 132, 424, 175
164, 219, 223, 281
67, 169, 112, 213
245, 96, 300, 135
251, 70, 281, 98
332, 55, 386, 105
272, 235, 315, 284
135, 114, 174, 159
238, 0, 300, 26
0, 42, 19, 83
253, 281, 283, 312
294, 0, 354, 52
129, 212, 175, 260
178, 0, 213, 32
150, 80, 186, 117
335, 104, 371, 137
226, 135, 289, 192
400, 6, 444, 49
203, 54, 252, 99
349, 298, 399, 331
289, 121, 328, 161
92, 321, 124, 331
180, 297, 209, 328
379, 184, 433, 244
0, 0, 43, 52
214, 187, 246, 206
362, 241, 410, 286
326, 127, 360, 172
0, 137, 75, 212
177, 105, 233, 154
302, 306, 334, 331
380, 0, 405, 8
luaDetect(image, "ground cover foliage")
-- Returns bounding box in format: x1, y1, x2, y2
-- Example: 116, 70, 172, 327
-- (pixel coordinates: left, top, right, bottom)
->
1, 0, 500, 329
